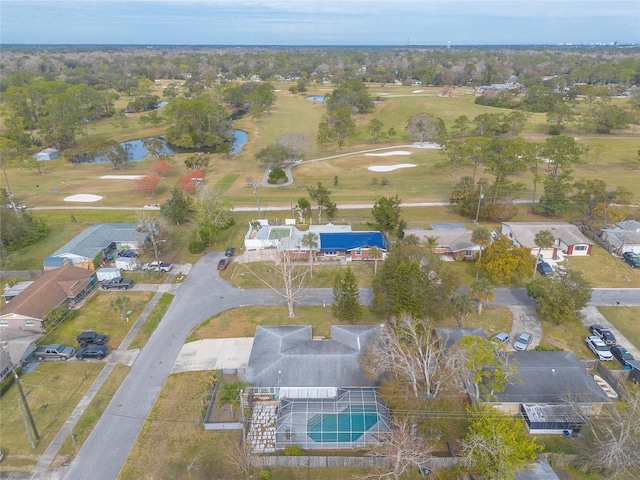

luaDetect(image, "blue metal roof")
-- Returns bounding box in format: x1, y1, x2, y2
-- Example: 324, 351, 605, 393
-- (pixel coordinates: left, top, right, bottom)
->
318, 232, 386, 252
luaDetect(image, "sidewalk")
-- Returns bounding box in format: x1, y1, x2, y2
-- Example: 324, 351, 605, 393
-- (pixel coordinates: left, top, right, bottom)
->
5, 272, 181, 480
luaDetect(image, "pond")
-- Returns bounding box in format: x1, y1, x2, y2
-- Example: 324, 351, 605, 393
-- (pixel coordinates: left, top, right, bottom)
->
306, 95, 328, 102
73, 130, 248, 164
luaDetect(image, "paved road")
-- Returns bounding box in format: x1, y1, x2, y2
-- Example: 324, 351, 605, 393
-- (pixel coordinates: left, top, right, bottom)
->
15, 253, 637, 480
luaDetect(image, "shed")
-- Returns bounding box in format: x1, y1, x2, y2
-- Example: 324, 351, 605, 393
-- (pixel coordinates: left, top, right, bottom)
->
36, 148, 59, 161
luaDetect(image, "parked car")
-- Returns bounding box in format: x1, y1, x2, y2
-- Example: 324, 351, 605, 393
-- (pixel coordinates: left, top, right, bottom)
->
622, 251, 640, 268
34, 344, 75, 361
610, 345, 634, 369
590, 324, 616, 346
225, 246, 235, 257
142, 261, 173, 272
217, 257, 231, 270
77, 331, 107, 346
492, 332, 510, 344
536, 261, 553, 276
76, 344, 109, 360
513, 332, 532, 351
101, 276, 135, 290
585, 336, 613, 361
117, 249, 138, 258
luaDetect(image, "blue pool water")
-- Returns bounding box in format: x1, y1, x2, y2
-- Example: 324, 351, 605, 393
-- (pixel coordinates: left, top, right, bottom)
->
306, 95, 328, 102
307, 405, 378, 443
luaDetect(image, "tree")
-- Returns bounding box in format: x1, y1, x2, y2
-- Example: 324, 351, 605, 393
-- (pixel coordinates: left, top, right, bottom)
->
307, 182, 336, 223
254, 143, 295, 165
583, 101, 633, 134
538, 136, 581, 216
532, 230, 555, 278
317, 107, 355, 149
326, 79, 374, 114
457, 335, 518, 401
406, 113, 445, 145
526, 269, 592, 327
296, 197, 311, 223
332, 265, 361, 323
217, 378, 250, 417
363, 314, 459, 400
192, 187, 234, 246
470, 277, 495, 314
150, 160, 171, 177
451, 114, 470, 138
570, 384, 640, 477
160, 188, 195, 225
136, 212, 169, 267
359, 418, 434, 480
93, 140, 129, 170
451, 292, 475, 327
134, 175, 160, 196
471, 226, 491, 261
572, 178, 633, 227
369, 246, 383, 275
460, 403, 542, 480
371, 195, 402, 233
367, 118, 384, 144
301, 231, 318, 276
275, 133, 311, 161
476, 235, 534, 285
244, 250, 312, 318
184, 154, 210, 170
110, 295, 131, 321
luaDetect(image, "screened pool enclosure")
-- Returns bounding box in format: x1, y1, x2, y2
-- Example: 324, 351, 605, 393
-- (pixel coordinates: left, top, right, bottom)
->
274, 388, 390, 450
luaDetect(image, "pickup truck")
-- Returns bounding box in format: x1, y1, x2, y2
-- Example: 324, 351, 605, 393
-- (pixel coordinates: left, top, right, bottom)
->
623, 251, 640, 268
34, 344, 76, 361
142, 261, 173, 272
101, 276, 135, 290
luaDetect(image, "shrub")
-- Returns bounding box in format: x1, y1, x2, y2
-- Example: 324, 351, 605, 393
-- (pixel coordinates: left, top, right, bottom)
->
259, 470, 271, 480
188, 238, 207, 254
283, 445, 305, 456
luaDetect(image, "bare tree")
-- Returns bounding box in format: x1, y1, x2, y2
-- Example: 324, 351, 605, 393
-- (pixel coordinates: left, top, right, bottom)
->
569, 385, 640, 476
243, 250, 312, 318
362, 315, 460, 400
136, 211, 168, 266
221, 436, 254, 479
356, 417, 434, 480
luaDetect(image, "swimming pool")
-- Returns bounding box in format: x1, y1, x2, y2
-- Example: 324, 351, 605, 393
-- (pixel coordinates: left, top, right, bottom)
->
307, 405, 379, 443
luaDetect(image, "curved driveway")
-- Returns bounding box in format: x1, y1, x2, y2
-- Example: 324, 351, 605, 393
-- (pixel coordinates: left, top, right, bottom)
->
61, 256, 639, 479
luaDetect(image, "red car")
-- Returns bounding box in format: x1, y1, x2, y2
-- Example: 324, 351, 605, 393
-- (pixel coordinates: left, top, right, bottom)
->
217, 257, 231, 270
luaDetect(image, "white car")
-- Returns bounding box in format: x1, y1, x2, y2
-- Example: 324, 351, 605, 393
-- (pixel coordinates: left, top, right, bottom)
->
585, 336, 613, 361
142, 261, 173, 272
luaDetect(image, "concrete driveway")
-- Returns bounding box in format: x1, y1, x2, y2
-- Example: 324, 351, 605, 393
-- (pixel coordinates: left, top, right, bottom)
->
580, 306, 640, 359
171, 338, 254, 374
507, 305, 543, 350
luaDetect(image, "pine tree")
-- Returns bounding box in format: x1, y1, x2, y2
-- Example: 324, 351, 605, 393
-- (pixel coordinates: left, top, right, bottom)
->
332, 266, 361, 323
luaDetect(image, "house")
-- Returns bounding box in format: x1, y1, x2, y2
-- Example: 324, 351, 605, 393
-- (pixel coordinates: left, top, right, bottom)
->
0, 265, 95, 333
241, 325, 391, 451
600, 220, 640, 255
43, 223, 148, 270
0, 328, 43, 382
406, 224, 483, 260
35, 148, 59, 161
314, 231, 387, 261
501, 222, 593, 259
483, 351, 611, 434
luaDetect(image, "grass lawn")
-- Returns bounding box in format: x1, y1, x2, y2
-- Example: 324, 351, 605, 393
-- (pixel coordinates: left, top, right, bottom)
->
538, 318, 595, 360
51, 364, 130, 468
40, 290, 154, 350
0, 362, 104, 471
564, 245, 640, 288
129, 293, 174, 350
597, 307, 640, 351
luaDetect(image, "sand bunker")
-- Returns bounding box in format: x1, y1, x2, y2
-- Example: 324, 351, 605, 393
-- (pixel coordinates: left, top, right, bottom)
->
412, 90, 424, 93
64, 194, 103, 202
413, 142, 442, 149
366, 151, 412, 157
368, 164, 417, 172
100, 175, 142, 180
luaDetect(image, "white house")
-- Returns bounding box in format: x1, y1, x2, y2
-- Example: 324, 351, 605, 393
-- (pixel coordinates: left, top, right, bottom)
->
501, 222, 593, 259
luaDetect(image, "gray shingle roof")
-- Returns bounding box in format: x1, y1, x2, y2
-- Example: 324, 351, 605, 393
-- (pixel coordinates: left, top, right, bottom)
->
244, 325, 379, 389
488, 351, 610, 404
50, 223, 145, 261
502, 222, 593, 248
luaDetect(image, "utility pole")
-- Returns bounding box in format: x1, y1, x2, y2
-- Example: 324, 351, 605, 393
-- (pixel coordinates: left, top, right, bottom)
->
12, 366, 40, 447
253, 182, 261, 219
474, 185, 484, 225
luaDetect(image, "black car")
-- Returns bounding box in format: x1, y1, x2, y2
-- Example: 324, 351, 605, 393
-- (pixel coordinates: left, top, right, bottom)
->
77, 331, 107, 346
225, 246, 235, 257
76, 344, 109, 360
117, 249, 138, 258
101, 276, 135, 290
536, 261, 553, 276
590, 324, 617, 346
610, 345, 634, 369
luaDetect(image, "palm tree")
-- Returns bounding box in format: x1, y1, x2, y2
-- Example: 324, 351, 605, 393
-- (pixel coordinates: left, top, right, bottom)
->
471, 226, 492, 261
452, 292, 476, 327
369, 246, 382, 275
533, 229, 555, 278
110, 295, 131, 321
426, 236, 438, 252
301, 231, 319, 277
471, 277, 495, 315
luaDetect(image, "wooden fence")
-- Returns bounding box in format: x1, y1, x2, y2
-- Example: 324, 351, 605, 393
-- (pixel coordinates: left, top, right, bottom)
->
0, 270, 43, 280
251, 455, 460, 469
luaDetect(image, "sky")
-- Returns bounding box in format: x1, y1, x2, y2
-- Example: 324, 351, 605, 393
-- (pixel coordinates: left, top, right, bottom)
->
1, 0, 638, 46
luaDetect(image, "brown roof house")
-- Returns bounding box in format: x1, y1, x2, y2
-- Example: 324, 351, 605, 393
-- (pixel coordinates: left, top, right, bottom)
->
0, 265, 95, 333
405, 224, 483, 260
501, 222, 593, 261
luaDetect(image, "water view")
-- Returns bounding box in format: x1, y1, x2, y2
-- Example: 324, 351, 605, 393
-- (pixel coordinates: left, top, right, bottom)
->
306, 95, 327, 102
73, 130, 248, 163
